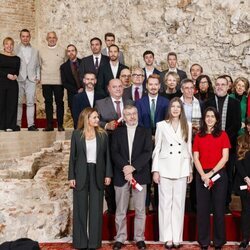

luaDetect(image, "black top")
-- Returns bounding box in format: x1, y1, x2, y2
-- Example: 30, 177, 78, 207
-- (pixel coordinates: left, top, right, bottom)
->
0, 53, 20, 85
160, 89, 182, 100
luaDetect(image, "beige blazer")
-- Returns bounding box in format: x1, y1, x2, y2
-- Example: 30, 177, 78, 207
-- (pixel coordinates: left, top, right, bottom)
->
152, 120, 193, 178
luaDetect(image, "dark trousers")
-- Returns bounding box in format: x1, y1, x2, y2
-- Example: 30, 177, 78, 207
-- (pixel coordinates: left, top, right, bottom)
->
226, 152, 237, 207
0, 82, 18, 130
196, 168, 228, 247
104, 179, 116, 214
240, 192, 250, 241
42, 85, 64, 128
73, 164, 103, 249
67, 90, 75, 116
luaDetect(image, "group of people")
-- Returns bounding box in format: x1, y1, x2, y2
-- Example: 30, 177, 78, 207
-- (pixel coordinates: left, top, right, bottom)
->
0, 30, 250, 250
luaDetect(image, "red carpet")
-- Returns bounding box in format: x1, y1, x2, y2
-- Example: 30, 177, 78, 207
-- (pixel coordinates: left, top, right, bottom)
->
39, 243, 239, 249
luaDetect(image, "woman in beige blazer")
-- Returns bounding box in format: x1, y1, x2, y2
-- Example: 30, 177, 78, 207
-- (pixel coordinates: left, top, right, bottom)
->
152, 97, 193, 249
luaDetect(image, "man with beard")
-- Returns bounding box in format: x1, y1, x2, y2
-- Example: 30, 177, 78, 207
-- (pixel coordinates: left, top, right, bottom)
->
60, 44, 82, 117
72, 72, 103, 128
97, 44, 128, 97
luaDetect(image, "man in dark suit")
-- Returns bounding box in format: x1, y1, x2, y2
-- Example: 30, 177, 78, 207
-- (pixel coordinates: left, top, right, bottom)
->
60, 44, 82, 116
204, 76, 241, 213
112, 105, 152, 250
79, 37, 109, 81
97, 44, 128, 97
72, 72, 103, 128
123, 67, 147, 102
95, 79, 133, 214
160, 52, 187, 87
190, 63, 203, 86
142, 50, 161, 89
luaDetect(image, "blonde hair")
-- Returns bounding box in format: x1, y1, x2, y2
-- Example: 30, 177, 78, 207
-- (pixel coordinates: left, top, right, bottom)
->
3, 37, 14, 46
77, 107, 106, 136
166, 97, 189, 142
233, 77, 249, 94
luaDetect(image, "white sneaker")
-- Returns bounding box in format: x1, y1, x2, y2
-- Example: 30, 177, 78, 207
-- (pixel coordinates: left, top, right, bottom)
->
6, 128, 13, 132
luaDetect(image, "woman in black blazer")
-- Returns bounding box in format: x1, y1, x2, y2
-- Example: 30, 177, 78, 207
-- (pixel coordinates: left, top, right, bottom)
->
235, 117, 250, 250
68, 107, 112, 250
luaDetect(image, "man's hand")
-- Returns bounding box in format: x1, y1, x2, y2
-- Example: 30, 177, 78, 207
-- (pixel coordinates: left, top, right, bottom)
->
153, 172, 160, 184
105, 120, 116, 130
69, 179, 76, 188
125, 173, 133, 182
105, 177, 111, 186
123, 165, 134, 176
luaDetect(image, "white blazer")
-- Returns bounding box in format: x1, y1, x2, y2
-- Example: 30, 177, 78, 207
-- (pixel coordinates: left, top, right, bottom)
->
15, 44, 40, 83
152, 120, 193, 179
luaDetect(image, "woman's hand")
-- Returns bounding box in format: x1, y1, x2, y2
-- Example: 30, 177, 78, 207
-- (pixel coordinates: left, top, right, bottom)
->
187, 173, 193, 183
153, 172, 160, 184
69, 179, 76, 188
105, 177, 111, 186
7, 74, 16, 80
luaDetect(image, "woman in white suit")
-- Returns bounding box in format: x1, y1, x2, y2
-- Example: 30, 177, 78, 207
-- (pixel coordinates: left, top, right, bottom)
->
152, 97, 193, 249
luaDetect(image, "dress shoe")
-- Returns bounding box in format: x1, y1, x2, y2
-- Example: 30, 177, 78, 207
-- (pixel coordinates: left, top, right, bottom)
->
43, 127, 54, 131
136, 241, 146, 250
28, 125, 39, 131
239, 240, 249, 250
113, 241, 123, 250
58, 126, 65, 131
164, 242, 173, 249
14, 125, 21, 131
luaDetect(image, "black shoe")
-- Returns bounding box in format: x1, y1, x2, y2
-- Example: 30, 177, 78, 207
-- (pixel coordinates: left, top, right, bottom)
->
58, 126, 65, 131
164, 242, 173, 249
14, 125, 21, 131
43, 127, 54, 131
28, 125, 39, 131
136, 241, 146, 250
113, 241, 123, 250
215, 247, 222, 250
239, 240, 249, 250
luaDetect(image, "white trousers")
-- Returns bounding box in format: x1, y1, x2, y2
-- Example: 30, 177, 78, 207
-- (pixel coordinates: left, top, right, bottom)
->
158, 176, 187, 243
17, 79, 36, 127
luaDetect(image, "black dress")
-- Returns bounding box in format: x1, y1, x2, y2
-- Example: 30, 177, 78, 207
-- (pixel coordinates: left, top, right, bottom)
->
0, 53, 20, 130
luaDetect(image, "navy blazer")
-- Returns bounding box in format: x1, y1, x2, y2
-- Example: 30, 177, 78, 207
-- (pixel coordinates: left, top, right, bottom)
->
135, 95, 169, 130
72, 91, 103, 128
111, 126, 152, 187
96, 62, 128, 97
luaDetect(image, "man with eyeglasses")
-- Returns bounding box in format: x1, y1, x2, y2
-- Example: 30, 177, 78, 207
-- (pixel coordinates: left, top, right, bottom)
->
204, 76, 241, 214
119, 68, 131, 88
123, 67, 147, 102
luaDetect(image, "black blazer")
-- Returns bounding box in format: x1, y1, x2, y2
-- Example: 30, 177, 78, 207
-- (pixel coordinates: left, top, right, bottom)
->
79, 54, 109, 81
204, 96, 241, 151
60, 58, 82, 94
234, 151, 250, 195
96, 62, 128, 96
68, 130, 113, 190
122, 85, 148, 101
111, 126, 152, 187
72, 91, 104, 128
142, 67, 161, 88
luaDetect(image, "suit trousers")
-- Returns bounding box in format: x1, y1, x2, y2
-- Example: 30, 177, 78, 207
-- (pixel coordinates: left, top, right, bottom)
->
17, 79, 36, 127
240, 192, 250, 240
73, 163, 104, 249
114, 183, 147, 243
0, 82, 18, 130
196, 168, 227, 247
158, 176, 187, 243
42, 85, 64, 127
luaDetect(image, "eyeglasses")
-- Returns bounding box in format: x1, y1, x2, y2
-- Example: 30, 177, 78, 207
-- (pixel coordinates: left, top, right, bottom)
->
132, 74, 143, 77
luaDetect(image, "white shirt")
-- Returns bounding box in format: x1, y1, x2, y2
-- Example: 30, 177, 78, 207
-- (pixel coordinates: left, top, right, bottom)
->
110, 61, 119, 78
126, 123, 137, 164
132, 84, 143, 100
86, 90, 94, 107
86, 138, 96, 163
20, 44, 32, 64
145, 68, 154, 79
111, 97, 124, 117
92, 54, 102, 67
168, 68, 177, 73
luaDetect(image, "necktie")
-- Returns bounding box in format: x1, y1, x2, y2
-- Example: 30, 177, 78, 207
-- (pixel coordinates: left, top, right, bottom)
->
95, 57, 99, 71
115, 101, 121, 118
134, 87, 139, 101
150, 99, 156, 128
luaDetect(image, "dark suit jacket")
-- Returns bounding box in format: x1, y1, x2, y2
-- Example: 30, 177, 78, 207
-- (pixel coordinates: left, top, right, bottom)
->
60, 58, 82, 94
95, 97, 133, 128
72, 91, 104, 128
96, 62, 128, 96
122, 85, 147, 102
79, 54, 109, 81
160, 68, 187, 86
142, 67, 161, 88
204, 96, 241, 151
135, 95, 169, 129
234, 151, 250, 195
111, 126, 152, 186
68, 130, 113, 190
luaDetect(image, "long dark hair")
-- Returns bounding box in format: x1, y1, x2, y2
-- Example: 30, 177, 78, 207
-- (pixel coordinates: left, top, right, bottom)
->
199, 107, 222, 137
195, 74, 213, 93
